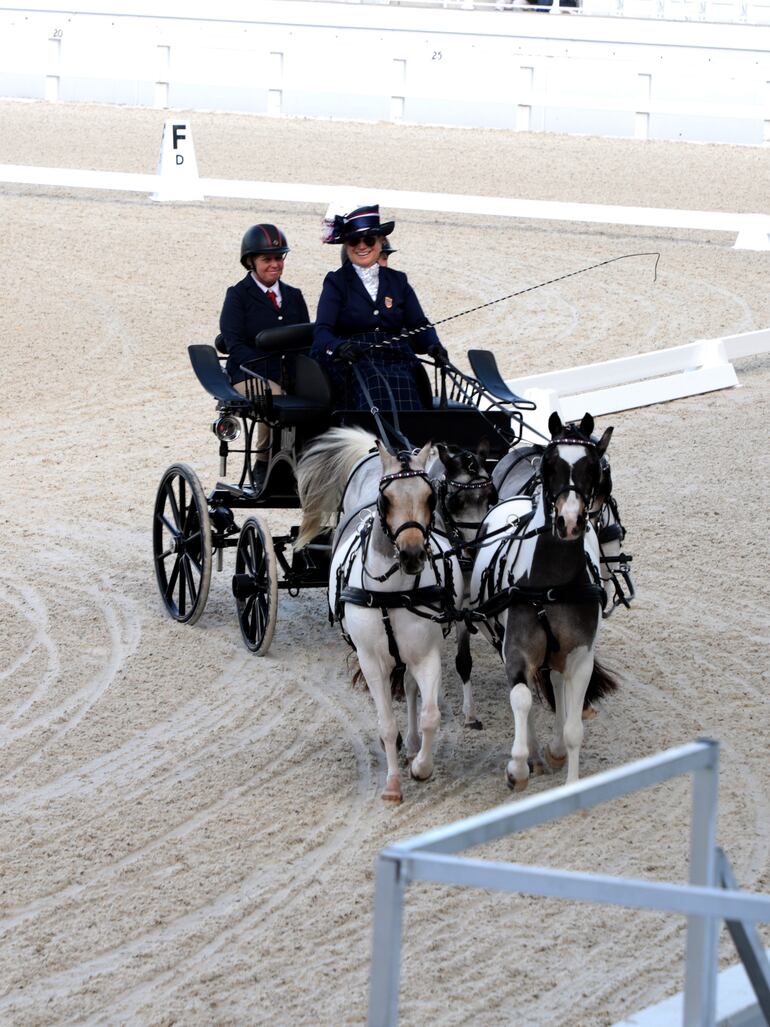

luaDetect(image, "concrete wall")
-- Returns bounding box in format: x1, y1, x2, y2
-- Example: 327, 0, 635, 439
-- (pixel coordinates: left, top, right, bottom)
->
1, 0, 769, 144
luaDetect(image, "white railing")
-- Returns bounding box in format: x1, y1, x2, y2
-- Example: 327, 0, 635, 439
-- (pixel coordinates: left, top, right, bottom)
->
368, 740, 770, 1027
302, 0, 770, 24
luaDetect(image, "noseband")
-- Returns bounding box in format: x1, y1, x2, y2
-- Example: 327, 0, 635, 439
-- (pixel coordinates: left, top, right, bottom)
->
377, 462, 436, 545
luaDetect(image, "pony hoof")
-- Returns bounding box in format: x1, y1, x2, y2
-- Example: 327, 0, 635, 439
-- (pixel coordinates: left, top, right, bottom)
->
582, 702, 598, 722
465, 718, 484, 731
506, 772, 529, 792
409, 765, 433, 783
531, 759, 545, 777
544, 745, 567, 770
381, 775, 403, 803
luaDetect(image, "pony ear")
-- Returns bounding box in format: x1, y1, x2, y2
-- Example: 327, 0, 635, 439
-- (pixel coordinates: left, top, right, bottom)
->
436, 442, 449, 467
477, 436, 490, 463
548, 411, 564, 438
414, 440, 433, 468
579, 412, 595, 437
595, 426, 613, 455
376, 439, 398, 471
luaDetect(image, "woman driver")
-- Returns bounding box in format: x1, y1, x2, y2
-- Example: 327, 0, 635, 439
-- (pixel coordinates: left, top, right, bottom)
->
311, 205, 447, 412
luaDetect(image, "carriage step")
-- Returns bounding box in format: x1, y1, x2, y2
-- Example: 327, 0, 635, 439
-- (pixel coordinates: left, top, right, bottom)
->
216, 481, 258, 497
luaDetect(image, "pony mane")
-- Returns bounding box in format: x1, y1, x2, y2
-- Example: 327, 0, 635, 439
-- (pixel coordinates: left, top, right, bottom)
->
295, 426, 379, 549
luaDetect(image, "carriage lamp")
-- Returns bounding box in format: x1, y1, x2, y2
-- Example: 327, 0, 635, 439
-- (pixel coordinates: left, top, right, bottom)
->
212, 415, 241, 442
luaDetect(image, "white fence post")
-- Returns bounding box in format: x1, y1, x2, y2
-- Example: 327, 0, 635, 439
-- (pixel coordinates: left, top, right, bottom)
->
368, 853, 407, 1027
683, 738, 720, 1026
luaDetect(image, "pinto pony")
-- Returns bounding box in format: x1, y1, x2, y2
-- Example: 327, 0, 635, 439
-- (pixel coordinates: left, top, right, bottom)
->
296, 427, 462, 803
470, 413, 619, 790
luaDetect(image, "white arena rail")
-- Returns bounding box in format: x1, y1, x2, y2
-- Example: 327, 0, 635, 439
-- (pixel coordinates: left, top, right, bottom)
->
368, 740, 770, 1027
1, 117, 768, 251
1, 160, 767, 249
508, 327, 770, 437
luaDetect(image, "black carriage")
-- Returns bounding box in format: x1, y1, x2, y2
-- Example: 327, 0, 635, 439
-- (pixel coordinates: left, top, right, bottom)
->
152, 325, 535, 654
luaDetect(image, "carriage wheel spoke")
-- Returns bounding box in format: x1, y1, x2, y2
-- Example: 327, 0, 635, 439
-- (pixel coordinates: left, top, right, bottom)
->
165, 481, 181, 529
164, 554, 181, 600
179, 557, 188, 615
182, 554, 198, 603
158, 512, 180, 539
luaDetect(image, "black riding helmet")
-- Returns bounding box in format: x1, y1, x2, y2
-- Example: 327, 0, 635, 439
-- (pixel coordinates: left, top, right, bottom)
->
240, 224, 290, 269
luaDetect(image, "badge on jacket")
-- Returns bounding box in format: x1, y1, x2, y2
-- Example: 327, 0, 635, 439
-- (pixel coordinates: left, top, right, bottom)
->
384, 296, 393, 309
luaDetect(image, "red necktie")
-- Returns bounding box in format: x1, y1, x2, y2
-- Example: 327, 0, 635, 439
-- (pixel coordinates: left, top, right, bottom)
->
266, 289, 279, 310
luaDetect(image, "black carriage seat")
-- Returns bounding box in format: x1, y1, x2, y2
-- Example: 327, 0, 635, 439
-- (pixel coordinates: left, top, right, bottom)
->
191, 325, 331, 428
252, 323, 331, 426
188, 344, 251, 406
467, 349, 533, 408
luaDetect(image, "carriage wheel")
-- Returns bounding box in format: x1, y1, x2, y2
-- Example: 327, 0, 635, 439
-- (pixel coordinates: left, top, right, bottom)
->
153, 462, 213, 625
232, 515, 278, 655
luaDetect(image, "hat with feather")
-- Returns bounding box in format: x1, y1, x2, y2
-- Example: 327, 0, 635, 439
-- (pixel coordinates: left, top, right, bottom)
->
322, 204, 395, 245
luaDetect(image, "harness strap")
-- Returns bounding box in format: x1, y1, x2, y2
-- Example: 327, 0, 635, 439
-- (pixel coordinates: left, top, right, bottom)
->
351, 361, 413, 451
380, 607, 406, 681
478, 580, 607, 620
339, 584, 457, 623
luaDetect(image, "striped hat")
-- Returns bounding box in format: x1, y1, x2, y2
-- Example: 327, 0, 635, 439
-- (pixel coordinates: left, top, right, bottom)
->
324, 205, 395, 245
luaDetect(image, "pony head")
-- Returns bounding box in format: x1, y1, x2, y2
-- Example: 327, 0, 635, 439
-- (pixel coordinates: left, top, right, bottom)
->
436, 438, 498, 542
376, 440, 436, 575
543, 412, 613, 540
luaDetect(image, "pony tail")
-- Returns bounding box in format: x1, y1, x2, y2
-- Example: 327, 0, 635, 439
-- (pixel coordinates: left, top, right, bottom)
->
586, 656, 620, 703
295, 426, 378, 548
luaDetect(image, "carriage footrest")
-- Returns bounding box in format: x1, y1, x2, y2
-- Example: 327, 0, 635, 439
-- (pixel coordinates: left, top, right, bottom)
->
216, 481, 258, 498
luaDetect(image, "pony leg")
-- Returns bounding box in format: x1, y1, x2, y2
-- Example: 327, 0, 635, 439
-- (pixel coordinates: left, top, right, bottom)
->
545, 672, 567, 771
404, 674, 421, 761
506, 682, 532, 791
408, 647, 442, 783
357, 650, 402, 803
455, 620, 482, 730
562, 649, 594, 785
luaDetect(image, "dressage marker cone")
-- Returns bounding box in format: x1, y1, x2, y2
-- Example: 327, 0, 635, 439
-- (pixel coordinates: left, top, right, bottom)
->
151, 119, 203, 202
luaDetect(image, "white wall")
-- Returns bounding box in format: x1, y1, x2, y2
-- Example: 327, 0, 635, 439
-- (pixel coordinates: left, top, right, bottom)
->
1, 0, 769, 145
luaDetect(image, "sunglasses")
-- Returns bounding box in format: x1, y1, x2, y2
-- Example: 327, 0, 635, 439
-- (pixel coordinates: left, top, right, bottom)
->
346, 234, 379, 248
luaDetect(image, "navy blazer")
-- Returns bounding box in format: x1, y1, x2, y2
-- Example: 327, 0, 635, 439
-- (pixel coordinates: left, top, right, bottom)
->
311, 263, 440, 359
219, 273, 310, 384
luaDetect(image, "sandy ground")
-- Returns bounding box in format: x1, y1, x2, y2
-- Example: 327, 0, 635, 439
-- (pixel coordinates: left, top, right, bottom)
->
0, 100, 769, 1026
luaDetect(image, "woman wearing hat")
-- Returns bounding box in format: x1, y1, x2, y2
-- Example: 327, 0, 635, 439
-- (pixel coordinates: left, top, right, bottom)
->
312, 205, 448, 412
219, 223, 310, 490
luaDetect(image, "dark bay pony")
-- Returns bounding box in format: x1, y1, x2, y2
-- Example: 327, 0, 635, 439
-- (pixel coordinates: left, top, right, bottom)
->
429, 440, 497, 729
295, 427, 463, 803
470, 413, 619, 790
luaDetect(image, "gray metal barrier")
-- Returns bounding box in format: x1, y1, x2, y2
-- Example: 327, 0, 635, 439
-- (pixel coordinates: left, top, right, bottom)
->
368, 739, 770, 1026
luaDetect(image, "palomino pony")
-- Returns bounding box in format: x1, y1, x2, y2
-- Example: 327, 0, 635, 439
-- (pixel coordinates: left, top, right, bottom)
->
296, 427, 462, 803
470, 412, 619, 790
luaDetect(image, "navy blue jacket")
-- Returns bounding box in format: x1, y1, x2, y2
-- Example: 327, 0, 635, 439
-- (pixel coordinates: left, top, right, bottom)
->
311, 262, 439, 357
219, 273, 310, 385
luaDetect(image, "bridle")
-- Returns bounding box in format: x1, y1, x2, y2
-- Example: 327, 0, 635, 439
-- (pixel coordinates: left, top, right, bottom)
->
540, 436, 601, 532
376, 459, 436, 545
437, 474, 499, 566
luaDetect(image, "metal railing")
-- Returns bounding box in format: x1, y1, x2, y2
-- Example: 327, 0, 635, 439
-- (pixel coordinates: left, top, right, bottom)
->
368, 739, 770, 1026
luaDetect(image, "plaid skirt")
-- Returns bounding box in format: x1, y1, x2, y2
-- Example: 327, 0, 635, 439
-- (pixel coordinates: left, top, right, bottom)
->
318, 342, 426, 412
